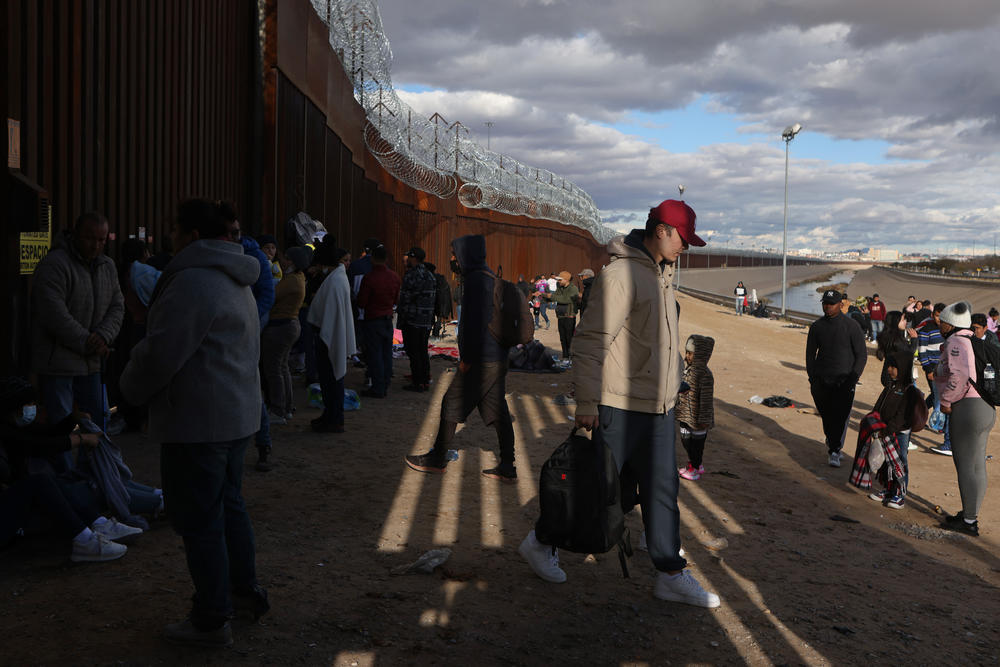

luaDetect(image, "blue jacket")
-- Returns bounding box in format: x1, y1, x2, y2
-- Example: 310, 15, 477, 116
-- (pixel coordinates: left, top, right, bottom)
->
453, 235, 506, 364
240, 236, 275, 329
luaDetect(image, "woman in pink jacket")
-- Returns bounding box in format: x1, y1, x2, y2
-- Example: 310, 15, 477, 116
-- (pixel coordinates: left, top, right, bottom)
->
935, 301, 996, 537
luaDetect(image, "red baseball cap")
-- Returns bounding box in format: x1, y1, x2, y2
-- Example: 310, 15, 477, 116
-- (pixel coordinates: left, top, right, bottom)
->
650, 199, 705, 247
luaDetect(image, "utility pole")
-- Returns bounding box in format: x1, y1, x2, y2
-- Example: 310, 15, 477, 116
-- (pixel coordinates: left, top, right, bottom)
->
484, 121, 495, 151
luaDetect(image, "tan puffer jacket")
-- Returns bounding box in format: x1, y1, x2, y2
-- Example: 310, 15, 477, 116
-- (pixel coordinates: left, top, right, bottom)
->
675, 334, 715, 429
572, 231, 683, 416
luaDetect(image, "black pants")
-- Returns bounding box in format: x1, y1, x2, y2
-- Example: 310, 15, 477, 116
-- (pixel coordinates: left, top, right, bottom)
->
680, 428, 707, 468
810, 380, 855, 453
557, 316, 575, 358
402, 324, 431, 386
362, 316, 394, 396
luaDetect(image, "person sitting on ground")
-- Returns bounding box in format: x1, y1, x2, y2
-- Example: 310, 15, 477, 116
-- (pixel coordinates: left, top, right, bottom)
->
676, 335, 715, 481
0, 377, 137, 561
935, 301, 995, 537
862, 351, 926, 510
971, 313, 1000, 348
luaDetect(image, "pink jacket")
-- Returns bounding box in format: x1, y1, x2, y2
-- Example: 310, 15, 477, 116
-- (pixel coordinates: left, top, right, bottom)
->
935, 329, 981, 408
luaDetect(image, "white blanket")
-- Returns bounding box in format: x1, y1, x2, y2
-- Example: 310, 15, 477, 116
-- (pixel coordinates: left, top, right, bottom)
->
307, 264, 357, 380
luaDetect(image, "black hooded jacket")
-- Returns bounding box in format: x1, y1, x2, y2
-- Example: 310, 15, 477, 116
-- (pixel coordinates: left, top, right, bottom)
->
873, 351, 923, 433
452, 235, 506, 364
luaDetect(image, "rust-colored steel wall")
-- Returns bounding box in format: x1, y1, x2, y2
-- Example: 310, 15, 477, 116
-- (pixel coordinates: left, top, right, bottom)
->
3, 0, 258, 373
6, 0, 257, 248
261, 0, 610, 285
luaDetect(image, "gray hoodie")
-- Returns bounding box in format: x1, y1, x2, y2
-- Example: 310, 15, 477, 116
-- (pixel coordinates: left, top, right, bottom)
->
120, 239, 261, 443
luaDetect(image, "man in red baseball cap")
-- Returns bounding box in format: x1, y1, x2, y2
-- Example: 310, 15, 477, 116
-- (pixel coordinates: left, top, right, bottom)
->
519, 198, 721, 608
649, 199, 706, 248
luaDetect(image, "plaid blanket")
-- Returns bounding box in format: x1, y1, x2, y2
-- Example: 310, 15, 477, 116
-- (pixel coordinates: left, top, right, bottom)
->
849, 411, 907, 494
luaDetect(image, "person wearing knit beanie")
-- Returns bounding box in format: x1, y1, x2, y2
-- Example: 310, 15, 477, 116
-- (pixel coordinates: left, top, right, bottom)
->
939, 301, 972, 330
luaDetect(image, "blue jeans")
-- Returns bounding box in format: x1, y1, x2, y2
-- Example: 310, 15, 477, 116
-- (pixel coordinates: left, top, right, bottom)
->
161, 437, 258, 631
256, 401, 271, 450
871, 319, 884, 339
362, 317, 393, 395
40, 373, 104, 427
896, 430, 910, 491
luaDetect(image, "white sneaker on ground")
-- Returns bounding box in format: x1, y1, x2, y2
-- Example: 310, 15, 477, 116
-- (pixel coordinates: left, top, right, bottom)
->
828, 451, 842, 468
907, 442, 918, 451
268, 411, 287, 425
654, 570, 721, 608
93, 518, 143, 541
71, 533, 127, 562
519, 530, 566, 583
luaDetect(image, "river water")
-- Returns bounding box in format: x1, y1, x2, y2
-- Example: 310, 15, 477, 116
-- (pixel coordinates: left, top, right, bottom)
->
764, 270, 857, 315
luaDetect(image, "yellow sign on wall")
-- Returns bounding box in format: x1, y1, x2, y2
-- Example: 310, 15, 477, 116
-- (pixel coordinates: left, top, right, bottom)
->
20, 231, 51, 275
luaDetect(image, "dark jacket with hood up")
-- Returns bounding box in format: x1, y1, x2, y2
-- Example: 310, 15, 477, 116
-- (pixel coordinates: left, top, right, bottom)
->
452, 235, 506, 364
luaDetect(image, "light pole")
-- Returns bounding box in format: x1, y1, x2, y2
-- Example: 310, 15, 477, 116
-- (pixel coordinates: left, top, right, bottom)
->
484, 121, 495, 150
781, 123, 802, 316
676, 185, 686, 289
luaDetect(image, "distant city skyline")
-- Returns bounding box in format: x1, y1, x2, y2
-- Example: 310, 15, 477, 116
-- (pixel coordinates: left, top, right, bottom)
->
376, 0, 1000, 254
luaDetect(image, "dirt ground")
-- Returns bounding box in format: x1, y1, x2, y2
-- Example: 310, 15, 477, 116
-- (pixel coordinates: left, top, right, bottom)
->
3, 293, 999, 666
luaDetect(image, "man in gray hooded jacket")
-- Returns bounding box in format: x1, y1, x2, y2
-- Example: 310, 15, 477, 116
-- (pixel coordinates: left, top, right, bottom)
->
121, 199, 267, 648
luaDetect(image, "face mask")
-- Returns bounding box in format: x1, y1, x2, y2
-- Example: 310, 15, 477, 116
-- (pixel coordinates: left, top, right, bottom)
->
15, 404, 37, 426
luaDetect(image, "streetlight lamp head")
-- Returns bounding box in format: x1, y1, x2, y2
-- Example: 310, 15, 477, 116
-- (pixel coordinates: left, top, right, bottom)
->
782, 123, 803, 141
678, 184, 685, 197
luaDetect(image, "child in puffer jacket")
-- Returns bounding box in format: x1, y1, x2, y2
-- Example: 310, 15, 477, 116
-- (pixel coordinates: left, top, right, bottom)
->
676, 335, 715, 481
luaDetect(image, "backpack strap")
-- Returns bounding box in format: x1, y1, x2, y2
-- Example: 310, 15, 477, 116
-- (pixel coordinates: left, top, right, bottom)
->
617, 527, 632, 578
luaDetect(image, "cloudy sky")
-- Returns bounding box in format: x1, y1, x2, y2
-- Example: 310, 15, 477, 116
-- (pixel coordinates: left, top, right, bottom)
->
373, 0, 1000, 255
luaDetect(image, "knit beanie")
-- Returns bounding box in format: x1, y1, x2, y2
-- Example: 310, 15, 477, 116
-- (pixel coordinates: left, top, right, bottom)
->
940, 301, 972, 329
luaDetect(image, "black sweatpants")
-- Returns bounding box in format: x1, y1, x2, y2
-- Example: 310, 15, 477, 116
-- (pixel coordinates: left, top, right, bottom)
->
557, 317, 575, 358
810, 380, 855, 453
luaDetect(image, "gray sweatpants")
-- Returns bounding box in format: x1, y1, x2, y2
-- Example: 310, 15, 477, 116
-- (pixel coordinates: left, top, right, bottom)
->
949, 396, 996, 520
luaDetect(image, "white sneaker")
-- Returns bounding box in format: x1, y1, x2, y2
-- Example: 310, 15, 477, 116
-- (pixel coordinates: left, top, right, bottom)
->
268, 411, 287, 425
828, 451, 842, 468
654, 570, 720, 608
71, 533, 128, 562
907, 442, 918, 451
93, 518, 143, 541
518, 530, 566, 583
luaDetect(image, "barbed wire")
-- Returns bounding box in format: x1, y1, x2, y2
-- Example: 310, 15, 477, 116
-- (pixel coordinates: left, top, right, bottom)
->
311, 0, 613, 242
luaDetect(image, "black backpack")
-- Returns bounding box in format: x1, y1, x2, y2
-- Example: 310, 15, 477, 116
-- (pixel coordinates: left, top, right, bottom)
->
968, 336, 1000, 407
487, 274, 534, 348
535, 428, 632, 577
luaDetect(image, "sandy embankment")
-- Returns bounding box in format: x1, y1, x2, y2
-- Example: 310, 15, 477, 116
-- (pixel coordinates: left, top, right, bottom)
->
3, 288, 999, 665
680, 264, 860, 297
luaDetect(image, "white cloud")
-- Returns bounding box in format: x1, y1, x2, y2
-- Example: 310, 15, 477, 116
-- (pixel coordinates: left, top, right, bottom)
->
369, 0, 1000, 252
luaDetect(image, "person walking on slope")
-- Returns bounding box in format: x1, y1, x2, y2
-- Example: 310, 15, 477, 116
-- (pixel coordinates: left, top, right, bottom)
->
734, 281, 747, 316
519, 199, 721, 608
806, 289, 867, 468
676, 334, 715, 481
404, 234, 519, 483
